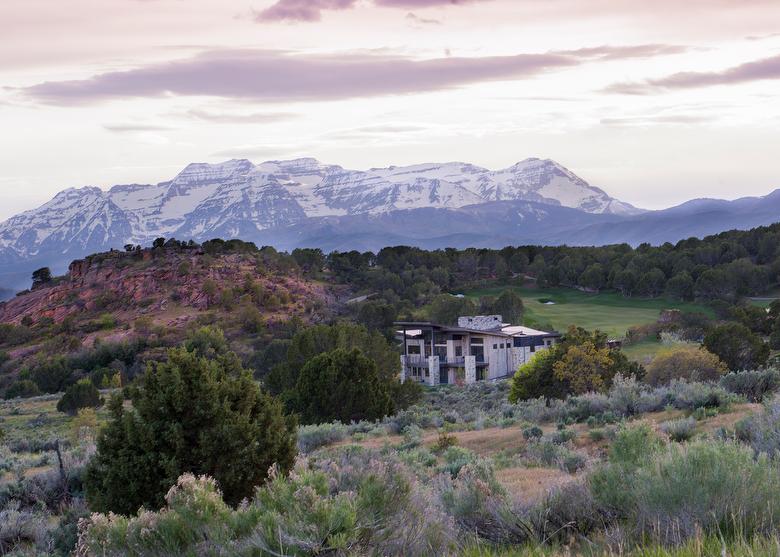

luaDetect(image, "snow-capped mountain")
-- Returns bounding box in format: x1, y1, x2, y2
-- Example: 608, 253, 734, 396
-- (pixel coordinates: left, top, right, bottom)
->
0, 157, 640, 263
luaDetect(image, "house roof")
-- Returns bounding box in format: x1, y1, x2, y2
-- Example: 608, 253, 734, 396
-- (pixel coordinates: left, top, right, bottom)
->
394, 321, 558, 338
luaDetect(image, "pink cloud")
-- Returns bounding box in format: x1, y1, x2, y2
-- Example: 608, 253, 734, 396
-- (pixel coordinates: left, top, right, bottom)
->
375, 0, 487, 6
607, 53, 780, 94
256, 0, 490, 22
255, 0, 358, 22
19, 45, 687, 106
19, 49, 574, 105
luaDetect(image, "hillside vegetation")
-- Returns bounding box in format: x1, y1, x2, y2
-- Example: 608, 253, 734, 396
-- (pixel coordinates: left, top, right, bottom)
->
3, 222, 780, 555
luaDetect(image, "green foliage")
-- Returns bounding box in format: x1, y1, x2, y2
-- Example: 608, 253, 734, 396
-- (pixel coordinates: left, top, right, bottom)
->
31, 266, 52, 288
597, 440, 780, 545
428, 294, 477, 325
265, 322, 399, 399
509, 349, 568, 403
388, 379, 424, 411
355, 300, 397, 333
297, 422, 349, 453
27, 357, 72, 393
183, 325, 230, 359
510, 326, 642, 401
78, 452, 457, 556
295, 348, 392, 424
478, 290, 525, 323
720, 369, 780, 402
645, 345, 728, 386
433, 430, 458, 453
4, 379, 41, 399
522, 426, 543, 440
291, 247, 325, 276
703, 322, 770, 371
84, 346, 297, 514
56, 379, 103, 415
659, 416, 696, 442
0, 323, 33, 347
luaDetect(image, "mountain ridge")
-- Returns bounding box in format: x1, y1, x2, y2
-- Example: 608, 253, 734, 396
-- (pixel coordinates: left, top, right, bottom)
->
0, 156, 639, 257
1, 156, 778, 291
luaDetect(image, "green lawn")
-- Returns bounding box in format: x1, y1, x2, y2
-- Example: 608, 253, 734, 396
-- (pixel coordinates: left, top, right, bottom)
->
459, 285, 714, 339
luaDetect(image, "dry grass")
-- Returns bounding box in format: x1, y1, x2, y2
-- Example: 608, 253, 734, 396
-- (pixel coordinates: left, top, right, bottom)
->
495, 466, 572, 500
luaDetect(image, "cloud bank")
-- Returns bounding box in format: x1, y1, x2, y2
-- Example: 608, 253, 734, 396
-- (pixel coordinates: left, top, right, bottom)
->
255, 0, 490, 22
608, 54, 780, 94
20, 45, 686, 106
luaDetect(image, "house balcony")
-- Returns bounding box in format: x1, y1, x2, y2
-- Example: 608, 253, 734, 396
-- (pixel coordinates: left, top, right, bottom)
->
402, 355, 429, 367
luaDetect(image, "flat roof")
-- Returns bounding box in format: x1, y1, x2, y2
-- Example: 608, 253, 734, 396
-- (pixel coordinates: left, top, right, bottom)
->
394, 321, 558, 338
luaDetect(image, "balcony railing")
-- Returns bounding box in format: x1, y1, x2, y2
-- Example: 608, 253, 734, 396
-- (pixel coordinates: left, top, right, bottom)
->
403, 355, 429, 366
404, 354, 487, 366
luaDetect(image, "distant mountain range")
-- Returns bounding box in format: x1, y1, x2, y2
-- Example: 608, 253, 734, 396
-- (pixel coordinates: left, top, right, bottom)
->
0, 156, 777, 290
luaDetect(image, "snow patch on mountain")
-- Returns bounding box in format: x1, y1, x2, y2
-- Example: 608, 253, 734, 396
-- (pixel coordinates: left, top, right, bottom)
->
0, 157, 642, 261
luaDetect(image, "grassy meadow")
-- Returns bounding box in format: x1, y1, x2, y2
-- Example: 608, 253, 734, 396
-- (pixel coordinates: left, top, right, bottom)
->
460, 285, 714, 338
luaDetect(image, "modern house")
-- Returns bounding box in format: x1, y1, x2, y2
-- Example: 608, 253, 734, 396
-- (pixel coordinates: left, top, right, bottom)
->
396, 315, 560, 386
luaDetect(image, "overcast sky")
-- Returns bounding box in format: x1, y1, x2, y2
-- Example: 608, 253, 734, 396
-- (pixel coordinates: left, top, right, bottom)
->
1, 0, 779, 220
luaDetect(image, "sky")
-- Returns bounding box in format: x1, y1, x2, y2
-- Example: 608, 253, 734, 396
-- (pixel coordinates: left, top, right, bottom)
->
1, 0, 779, 220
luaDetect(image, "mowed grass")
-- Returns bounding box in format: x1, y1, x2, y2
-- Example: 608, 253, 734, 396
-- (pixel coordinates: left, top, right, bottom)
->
460, 285, 713, 339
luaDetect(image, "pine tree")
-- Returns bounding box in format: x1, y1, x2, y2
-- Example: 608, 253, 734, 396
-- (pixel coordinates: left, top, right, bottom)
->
85, 346, 297, 514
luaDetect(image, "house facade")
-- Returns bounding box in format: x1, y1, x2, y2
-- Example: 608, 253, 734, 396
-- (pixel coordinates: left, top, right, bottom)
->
396, 315, 560, 386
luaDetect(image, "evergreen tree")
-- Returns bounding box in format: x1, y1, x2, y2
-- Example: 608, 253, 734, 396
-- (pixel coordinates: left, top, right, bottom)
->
56, 379, 103, 415
84, 347, 297, 514
703, 323, 769, 371
295, 348, 392, 424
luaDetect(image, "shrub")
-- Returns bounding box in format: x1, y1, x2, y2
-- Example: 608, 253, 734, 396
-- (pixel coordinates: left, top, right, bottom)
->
400, 424, 424, 450
524, 438, 587, 472
434, 430, 458, 453
78, 454, 458, 556
720, 369, 780, 402
735, 395, 780, 457
550, 428, 576, 445
28, 357, 72, 393
588, 428, 608, 442
522, 425, 543, 440
532, 481, 602, 541
84, 346, 297, 514
440, 460, 530, 545
0, 501, 50, 554
441, 446, 477, 477
4, 379, 41, 399
56, 379, 103, 415
295, 348, 392, 424
626, 441, 780, 544
297, 422, 348, 453
659, 416, 696, 442
645, 345, 727, 386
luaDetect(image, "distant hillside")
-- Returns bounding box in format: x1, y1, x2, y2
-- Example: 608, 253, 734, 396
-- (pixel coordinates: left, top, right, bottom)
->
0, 241, 339, 390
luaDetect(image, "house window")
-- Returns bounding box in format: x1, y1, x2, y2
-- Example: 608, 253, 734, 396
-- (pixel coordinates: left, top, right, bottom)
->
530, 345, 536, 353
408, 345, 420, 355
493, 344, 497, 350
500, 343, 505, 349
455, 345, 462, 357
